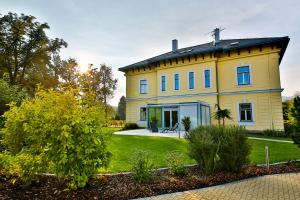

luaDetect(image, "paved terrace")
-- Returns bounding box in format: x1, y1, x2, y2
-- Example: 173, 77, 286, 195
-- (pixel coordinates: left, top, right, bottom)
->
137, 173, 300, 200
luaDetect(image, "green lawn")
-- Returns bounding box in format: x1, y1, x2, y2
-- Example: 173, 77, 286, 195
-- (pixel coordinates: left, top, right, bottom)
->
246, 133, 292, 141
104, 134, 300, 172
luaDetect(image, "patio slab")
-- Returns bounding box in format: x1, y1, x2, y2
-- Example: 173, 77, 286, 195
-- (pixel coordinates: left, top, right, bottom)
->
114, 129, 186, 138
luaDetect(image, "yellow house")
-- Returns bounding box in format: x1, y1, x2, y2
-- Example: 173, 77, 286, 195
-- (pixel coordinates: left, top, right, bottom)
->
119, 29, 290, 131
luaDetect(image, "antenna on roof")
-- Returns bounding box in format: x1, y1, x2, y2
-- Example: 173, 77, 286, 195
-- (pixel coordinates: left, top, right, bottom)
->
207, 27, 225, 46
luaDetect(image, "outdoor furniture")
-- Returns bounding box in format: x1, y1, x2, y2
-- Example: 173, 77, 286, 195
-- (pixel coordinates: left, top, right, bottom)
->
161, 123, 179, 133
150, 121, 158, 132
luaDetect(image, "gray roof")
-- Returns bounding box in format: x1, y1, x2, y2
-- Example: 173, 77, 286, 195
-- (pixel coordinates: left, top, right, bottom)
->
119, 36, 289, 72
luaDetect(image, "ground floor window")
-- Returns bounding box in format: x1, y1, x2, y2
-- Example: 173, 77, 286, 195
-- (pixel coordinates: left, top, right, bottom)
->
239, 103, 253, 122
140, 107, 146, 121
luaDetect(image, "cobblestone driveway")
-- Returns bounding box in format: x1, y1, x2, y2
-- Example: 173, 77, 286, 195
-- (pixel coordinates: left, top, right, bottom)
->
139, 173, 300, 200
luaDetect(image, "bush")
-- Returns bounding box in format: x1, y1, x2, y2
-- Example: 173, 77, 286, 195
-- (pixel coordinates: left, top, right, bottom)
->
123, 123, 139, 130
165, 151, 187, 176
131, 150, 154, 184
291, 132, 300, 147
187, 125, 250, 174
181, 116, 191, 133
1, 88, 111, 188
262, 129, 287, 137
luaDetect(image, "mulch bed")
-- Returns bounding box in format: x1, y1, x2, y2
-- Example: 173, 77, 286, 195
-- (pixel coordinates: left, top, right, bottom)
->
1, 161, 300, 200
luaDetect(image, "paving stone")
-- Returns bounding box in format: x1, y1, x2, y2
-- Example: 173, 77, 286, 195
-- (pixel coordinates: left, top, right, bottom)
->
138, 173, 300, 200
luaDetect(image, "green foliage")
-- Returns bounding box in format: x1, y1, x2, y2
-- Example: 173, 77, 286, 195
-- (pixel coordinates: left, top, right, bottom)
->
130, 150, 154, 184
214, 104, 232, 126
123, 123, 139, 130
1, 88, 111, 188
187, 125, 250, 174
291, 95, 300, 124
262, 129, 287, 137
0, 74, 25, 116
291, 132, 300, 147
0, 12, 67, 94
118, 96, 126, 120
181, 116, 191, 133
165, 151, 187, 176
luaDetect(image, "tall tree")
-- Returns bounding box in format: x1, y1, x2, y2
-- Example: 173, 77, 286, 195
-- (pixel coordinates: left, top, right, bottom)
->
118, 96, 126, 120
58, 58, 79, 88
0, 12, 67, 94
78, 64, 117, 118
291, 93, 300, 124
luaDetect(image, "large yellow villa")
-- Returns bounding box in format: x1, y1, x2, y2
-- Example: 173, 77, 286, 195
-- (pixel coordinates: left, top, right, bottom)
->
119, 29, 290, 131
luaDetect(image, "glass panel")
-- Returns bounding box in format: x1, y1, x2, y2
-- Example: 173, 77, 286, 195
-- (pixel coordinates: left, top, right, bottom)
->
237, 66, 249, 73
246, 110, 252, 121
171, 111, 178, 127
205, 70, 210, 88
164, 111, 170, 128
161, 76, 166, 91
189, 72, 194, 89
140, 107, 146, 121
244, 73, 250, 84
174, 74, 179, 90
201, 106, 206, 125
240, 110, 246, 121
238, 73, 244, 85
148, 107, 162, 128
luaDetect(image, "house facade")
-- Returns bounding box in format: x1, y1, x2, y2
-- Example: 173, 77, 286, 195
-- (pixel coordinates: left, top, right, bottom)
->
119, 29, 289, 131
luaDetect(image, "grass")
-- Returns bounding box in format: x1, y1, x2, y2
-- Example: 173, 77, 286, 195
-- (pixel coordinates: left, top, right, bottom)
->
104, 130, 300, 172
246, 133, 292, 141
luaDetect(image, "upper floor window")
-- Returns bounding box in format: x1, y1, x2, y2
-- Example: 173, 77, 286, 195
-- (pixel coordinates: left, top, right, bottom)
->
237, 66, 250, 85
140, 80, 147, 94
239, 103, 253, 122
188, 72, 195, 89
140, 107, 146, 121
174, 73, 180, 90
204, 69, 211, 88
161, 75, 166, 92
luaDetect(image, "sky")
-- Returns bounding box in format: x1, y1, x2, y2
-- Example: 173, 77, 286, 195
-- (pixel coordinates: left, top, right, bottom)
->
1, 0, 300, 106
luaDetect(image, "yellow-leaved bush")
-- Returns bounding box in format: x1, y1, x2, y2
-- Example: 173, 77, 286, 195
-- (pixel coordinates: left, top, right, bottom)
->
1, 88, 111, 188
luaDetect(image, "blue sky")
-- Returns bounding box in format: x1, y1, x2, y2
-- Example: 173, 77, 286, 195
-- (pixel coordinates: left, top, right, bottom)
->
1, 0, 300, 105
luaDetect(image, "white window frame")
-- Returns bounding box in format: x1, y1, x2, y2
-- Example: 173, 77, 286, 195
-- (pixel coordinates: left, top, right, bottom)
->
237, 101, 255, 126
187, 71, 195, 90
139, 79, 148, 94
173, 73, 180, 91
140, 107, 147, 121
236, 64, 252, 86
203, 68, 211, 89
160, 75, 167, 92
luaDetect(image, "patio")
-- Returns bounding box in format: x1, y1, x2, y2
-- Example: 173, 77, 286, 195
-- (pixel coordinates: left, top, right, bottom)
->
113, 129, 187, 138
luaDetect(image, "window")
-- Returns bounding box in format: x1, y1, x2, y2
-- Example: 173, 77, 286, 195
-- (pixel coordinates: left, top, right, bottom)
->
161, 75, 166, 92
188, 72, 195, 89
204, 69, 211, 88
239, 103, 253, 122
174, 73, 180, 90
140, 80, 147, 94
140, 107, 146, 121
237, 66, 250, 85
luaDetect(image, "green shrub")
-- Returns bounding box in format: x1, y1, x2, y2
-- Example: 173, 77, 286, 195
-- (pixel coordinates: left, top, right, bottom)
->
123, 123, 139, 130
187, 125, 250, 174
262, 129, 287, 137
181, 116, 191, 133
165, 151, 187, 176
1, 88, 111, 188
218, 126, 250, 172
291, 132, 300, 147
131, 150, 154, 184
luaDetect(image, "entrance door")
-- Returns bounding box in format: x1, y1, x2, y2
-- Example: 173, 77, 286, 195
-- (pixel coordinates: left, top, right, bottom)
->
163, 108, 178, 128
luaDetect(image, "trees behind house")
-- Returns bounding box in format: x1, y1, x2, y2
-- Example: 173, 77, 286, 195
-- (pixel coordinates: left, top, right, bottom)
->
118, 96, 126, 120
0, 12, 67, 95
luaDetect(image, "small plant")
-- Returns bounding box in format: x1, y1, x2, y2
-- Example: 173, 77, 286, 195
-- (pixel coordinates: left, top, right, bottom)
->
166, 151, 187, 176
123, 123, 139, 130
131, 150, 154, 184
262, 129, 287, 137
181, 116, 191, 134
214, 104, 232, 126
291, 132, 300, 147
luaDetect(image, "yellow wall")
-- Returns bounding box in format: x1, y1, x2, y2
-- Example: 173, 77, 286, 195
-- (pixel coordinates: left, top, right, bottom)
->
124, 46, 284, 130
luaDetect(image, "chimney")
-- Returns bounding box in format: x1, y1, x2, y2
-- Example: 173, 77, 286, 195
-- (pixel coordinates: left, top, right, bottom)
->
172, 39, 178, 52
213, 28, 220, 45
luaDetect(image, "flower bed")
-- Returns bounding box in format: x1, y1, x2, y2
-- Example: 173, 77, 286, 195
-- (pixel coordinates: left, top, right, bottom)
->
1, 161, 300, 200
